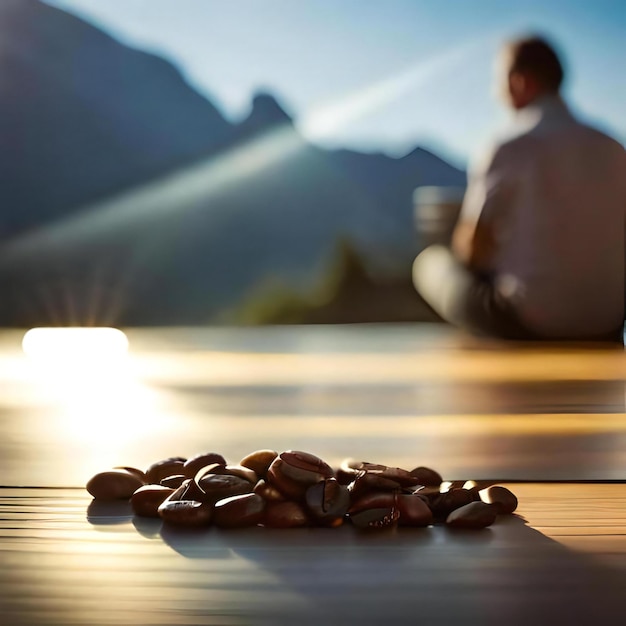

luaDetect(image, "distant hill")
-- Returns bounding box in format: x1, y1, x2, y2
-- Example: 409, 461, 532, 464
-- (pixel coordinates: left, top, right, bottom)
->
0, 0, 465, 326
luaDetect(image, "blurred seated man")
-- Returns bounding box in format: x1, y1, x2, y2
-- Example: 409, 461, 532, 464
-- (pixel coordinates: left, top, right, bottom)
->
413, 35, 626, 342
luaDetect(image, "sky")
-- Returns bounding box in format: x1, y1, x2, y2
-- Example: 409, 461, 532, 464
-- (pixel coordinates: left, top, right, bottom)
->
45, 0, 625, 167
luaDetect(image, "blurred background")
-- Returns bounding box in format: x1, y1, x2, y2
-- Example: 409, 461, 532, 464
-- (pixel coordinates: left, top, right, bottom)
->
0, 0, 624, 328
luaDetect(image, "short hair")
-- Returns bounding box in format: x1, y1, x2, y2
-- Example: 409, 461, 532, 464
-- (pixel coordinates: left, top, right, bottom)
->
504, 36, 564, 92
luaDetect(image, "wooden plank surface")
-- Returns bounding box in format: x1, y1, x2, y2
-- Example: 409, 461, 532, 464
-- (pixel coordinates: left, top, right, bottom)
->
2, 325, 626, 485
1, 484, 626, 625
1, 325, 626, 624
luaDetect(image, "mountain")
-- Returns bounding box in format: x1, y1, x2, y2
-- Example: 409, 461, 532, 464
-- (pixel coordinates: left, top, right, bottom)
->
0, 0, 232, 233
0, 0, 465, 326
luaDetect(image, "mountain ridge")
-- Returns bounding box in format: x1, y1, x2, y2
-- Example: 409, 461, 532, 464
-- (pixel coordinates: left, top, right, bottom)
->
0, 0, 466, 325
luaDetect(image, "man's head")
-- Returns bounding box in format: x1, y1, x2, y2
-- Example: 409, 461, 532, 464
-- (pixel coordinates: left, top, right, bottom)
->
497, 36, 564, 110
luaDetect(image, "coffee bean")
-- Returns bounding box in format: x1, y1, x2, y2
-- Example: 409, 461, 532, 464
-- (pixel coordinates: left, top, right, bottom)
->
239, 450, 278, 478
197, 474, 253, 504
349, 492, 396, 514
182, 453, 227, 478
158, 500, 213, 527
480, 486, 518, 514
87, 469, 144, 501
254, 479, 287, 502
345, 460, 388, 472
182, 478, 209, 503
376, 467, 421, 488
412, 485, 441, 498
335, 466, 359, 485
160, 475, 187, 489
214, 493, 266, 528
266, 458, 309, 500
278, 451, 334, 486
409, 466, 443, 488
263, 501, 309, 528
131, 485, 174, 517
350, 506, 399, 530
397, 494, 434, 527
164, 480, 192, 502
461, 480, 482, 501
221, 465, 258, 484
145, 459, 186, 485
87, 453, 518, 534
430, 488, 475, 518
446, 501, 497, 529
348, 470, 402, 500
305, 478, 349, 525
195, 464, 258, 485
113, 466, 147, 483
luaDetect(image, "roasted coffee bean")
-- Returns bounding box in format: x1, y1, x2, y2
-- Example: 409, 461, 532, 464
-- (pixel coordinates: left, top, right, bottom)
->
180, 478, 206, 502
131, 485, 174, 517
158, 500, 213, 527
263, 501, 309, 528
461, 480, 482, 501
87, 469, 145, 501
345, 460, 388, 472
88, 454, 516, 532
194, 463, 224, 482
446, 501, 497, 529
277, 451, 334, 486
396, 494, 434, 527
160, 475, 187, 489
349, 470, 403, 499
163, 480, 192, 502
145, 458, 186, 485
240, 450, 278, 478
441, 481, 467, 492
430, 488, 475, 517
376, 467, 421, 488
305, 478, 350, 525
214, 493, 266, 528
349, 492, 396, 514
254, 479, 287, 502
195, 464, 257, 484
412, 485, 440, 498
409, 466, 443, 488
222, 465, 258, 483
266, 459, 309, 500
197, 474, 253, 504
350, 506, 399, 530
335, 467, 359, 485
113, 466, 147, 483
182, 453, 227, 478
480, 486, 518, 514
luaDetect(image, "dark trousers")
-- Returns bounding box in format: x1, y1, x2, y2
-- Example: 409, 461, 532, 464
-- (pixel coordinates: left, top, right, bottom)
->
412, 245, 624, 344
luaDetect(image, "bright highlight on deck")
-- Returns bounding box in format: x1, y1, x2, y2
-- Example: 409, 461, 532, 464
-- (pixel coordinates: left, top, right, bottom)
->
22, 327, 129, 361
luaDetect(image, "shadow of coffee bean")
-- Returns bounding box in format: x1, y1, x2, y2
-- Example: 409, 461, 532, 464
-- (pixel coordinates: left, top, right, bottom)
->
86, 500, 133, 525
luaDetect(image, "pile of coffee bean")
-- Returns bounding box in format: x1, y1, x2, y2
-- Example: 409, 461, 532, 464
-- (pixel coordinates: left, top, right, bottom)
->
86, 450, 518, 530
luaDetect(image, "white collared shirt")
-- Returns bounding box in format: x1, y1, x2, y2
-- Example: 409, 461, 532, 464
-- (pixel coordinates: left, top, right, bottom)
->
460, 95, 626, 337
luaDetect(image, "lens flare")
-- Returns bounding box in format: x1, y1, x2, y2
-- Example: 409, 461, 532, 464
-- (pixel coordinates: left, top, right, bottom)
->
22, 327, 129, 363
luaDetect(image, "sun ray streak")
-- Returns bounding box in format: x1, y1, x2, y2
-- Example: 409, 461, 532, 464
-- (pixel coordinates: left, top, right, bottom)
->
0, 36, 490, 266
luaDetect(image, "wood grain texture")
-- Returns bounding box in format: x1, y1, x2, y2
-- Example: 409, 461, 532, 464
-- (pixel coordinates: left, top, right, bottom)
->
1, 325, 626, 624
1, 485, 626, 625
2, 325, 626, 485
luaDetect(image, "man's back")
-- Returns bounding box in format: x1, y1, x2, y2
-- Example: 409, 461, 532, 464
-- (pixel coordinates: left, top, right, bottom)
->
414, 36, 626, 342
493, 97, 626, 338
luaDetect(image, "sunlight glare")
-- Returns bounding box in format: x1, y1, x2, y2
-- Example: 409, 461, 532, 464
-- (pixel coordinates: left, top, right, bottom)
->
22, 327, 129, 366
299, 39, 485, 140
22, 327, 173, 451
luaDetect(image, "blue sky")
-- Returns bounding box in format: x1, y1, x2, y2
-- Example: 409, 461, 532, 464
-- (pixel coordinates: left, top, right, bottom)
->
46, 0, 625, 166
